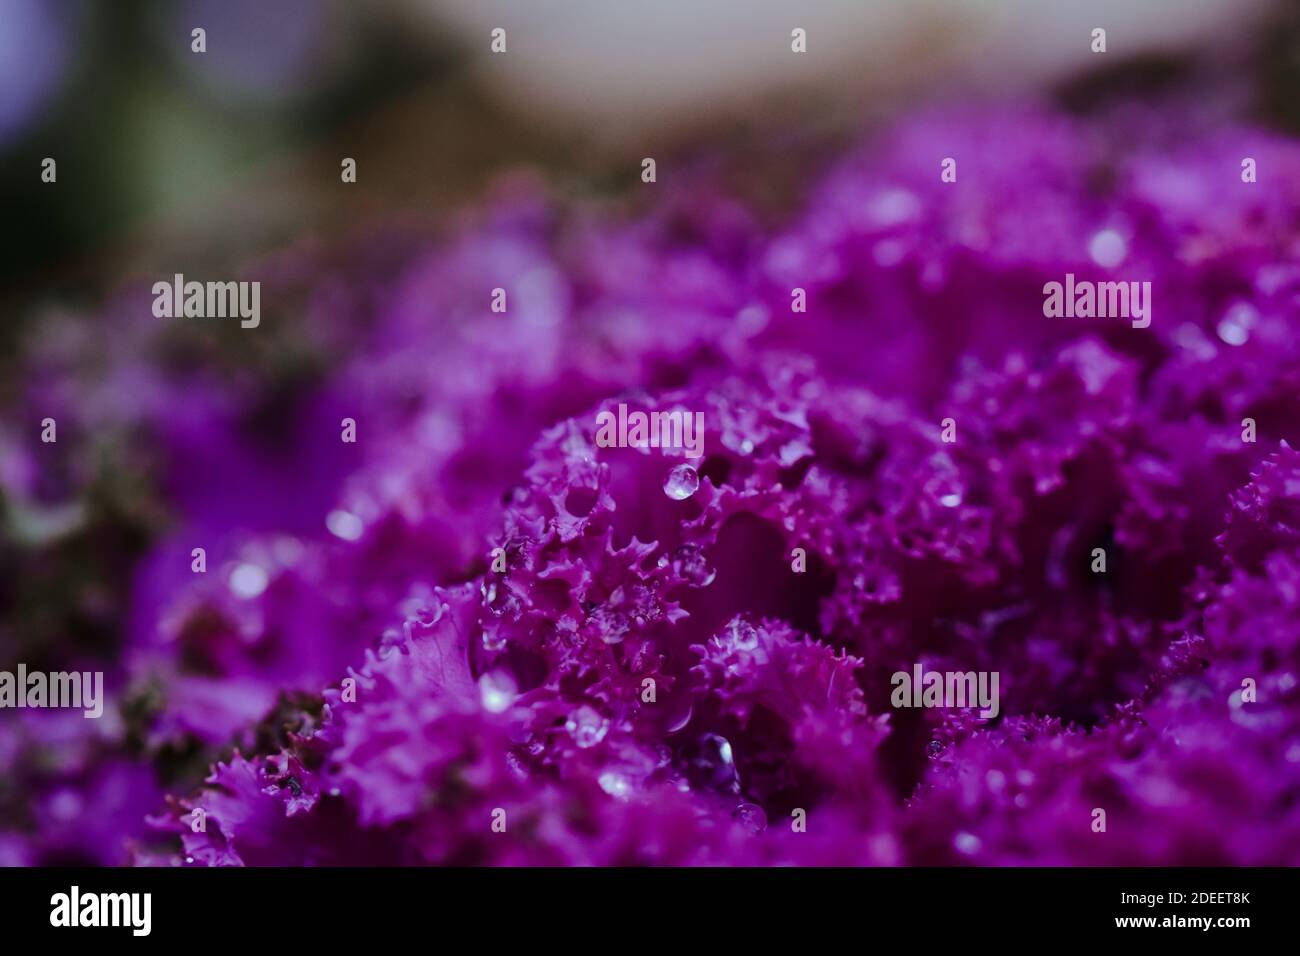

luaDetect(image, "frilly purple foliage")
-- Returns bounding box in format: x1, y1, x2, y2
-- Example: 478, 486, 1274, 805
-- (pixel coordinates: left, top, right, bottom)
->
4, 97, 1300, 865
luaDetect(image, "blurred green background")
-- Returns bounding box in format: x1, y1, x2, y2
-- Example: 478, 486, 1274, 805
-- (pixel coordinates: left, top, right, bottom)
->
4, 0, 1300, 348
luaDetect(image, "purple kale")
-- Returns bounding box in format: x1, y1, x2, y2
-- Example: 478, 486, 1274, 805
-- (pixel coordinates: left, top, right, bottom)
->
4, 96, 1300, 866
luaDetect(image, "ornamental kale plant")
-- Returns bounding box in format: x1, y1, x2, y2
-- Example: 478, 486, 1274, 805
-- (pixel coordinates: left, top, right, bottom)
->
3, 95, 1300, 866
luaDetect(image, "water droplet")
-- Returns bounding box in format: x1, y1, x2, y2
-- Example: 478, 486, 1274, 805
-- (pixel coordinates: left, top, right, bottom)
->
927, 740, 944, 757
1088, 229, 1127, 268
229, 563, 268, 600
478, 671, 517, 714
665, 543, 716, 587
925, 456, 965, 509
666, 698, 694, 733
663, 463, 700, 500
733, 802, 768, 833
566, 705, 609, 748
683, 733, 740, 795
326, 509, 364, 541
1216, 302, 1256, 347
598, 771, 631, 799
